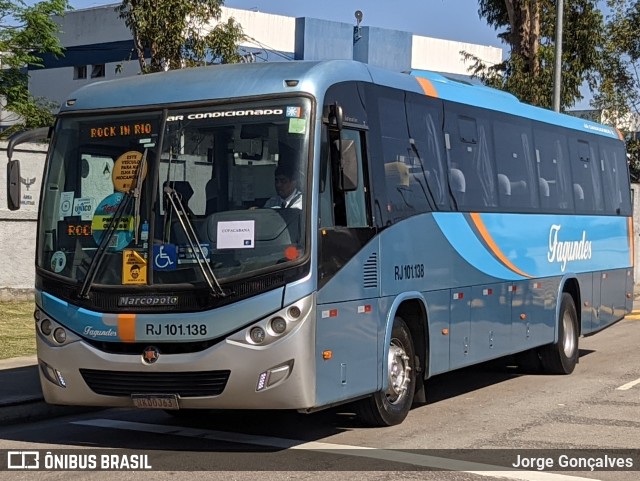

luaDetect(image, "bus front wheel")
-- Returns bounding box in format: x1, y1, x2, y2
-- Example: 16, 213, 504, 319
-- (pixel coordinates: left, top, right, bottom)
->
540, 293, 579, 374
357, 316, 416, 426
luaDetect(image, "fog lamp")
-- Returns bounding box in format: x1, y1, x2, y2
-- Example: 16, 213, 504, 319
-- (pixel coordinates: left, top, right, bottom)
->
39, 360, 67, 388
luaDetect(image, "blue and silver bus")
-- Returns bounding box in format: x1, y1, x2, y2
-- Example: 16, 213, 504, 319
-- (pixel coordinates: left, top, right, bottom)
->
6, 60, 633, 426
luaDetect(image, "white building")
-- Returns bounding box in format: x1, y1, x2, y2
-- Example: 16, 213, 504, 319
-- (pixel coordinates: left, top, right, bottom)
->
28, 4, 503, 108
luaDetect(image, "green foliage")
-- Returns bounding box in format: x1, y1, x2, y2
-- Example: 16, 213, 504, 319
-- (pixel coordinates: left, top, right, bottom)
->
116, 0, 244, 74
0, 0, 67, 137
469, 0, 640, 182
467, 0, 604, 110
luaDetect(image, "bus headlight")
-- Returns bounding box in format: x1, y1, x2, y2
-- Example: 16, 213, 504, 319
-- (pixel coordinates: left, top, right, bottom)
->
53, 328, 67, 344
249, 327, 266, 344
228, 295, 313, 347
40, 319, 53, 336
269, 317, 287, 335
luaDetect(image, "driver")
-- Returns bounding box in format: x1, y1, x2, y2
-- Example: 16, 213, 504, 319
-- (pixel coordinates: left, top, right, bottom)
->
262, 164, 302, 210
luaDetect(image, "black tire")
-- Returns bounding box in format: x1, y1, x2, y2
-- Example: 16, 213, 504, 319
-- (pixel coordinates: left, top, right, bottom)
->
540, 293, 579, 374
357, 317, 416, 426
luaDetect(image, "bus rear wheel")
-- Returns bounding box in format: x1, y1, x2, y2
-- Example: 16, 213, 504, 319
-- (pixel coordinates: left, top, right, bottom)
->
540, 292, 579, 374
357, 316, 416, 426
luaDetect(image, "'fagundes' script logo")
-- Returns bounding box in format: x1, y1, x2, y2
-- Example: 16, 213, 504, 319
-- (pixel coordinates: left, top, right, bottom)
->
547, 224, 592, 272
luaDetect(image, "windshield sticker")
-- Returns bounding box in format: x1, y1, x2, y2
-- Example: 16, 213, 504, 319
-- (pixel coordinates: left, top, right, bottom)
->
217, 220, 255, 249
72, 197, 95, 220
50, 251, 67, 273
112, 151, 148, 193
153, 244, 177, 271
286, 106, 302, 118
177, 243, 210, 264
59, 191, 75, 218
288, 118, 306, 134
122, 249, 147, 285
92, 193, 133, 251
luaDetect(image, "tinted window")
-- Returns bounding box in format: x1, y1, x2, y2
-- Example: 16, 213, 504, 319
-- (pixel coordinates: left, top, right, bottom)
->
444, 106, 497, 210
570, 139, 604, 213
406, 93, 448, 208
600, 139, 632, 215
493, 119, 538, 210
377, 92, 432, 221
533, 129, 574, 211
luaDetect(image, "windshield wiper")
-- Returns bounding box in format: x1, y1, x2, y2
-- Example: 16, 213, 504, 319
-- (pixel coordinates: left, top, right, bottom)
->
79, 150, 148, 299
163, 184, 226, 297
79, 192, 134, 298
133, 149, 148, 244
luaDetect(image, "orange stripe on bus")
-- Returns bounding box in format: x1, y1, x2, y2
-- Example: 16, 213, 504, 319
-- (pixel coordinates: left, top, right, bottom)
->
470, 212, 532, 278
117, 314, 136, 342
415, 77, 438, 98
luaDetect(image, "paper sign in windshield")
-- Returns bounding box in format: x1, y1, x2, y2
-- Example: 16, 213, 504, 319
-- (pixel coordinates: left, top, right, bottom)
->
112, 151, 148, 193
217, 220, 255, 249
59, 191, 75, 218
122, 249, 147, 285
72, 197, 95, 220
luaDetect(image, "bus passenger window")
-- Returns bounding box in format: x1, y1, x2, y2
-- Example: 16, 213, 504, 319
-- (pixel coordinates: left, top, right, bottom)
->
533, 130, 573, 211
493, 120, 538, 211
444, 112, 496, 210
600, 140, 632, 215
570, 139, 604, 213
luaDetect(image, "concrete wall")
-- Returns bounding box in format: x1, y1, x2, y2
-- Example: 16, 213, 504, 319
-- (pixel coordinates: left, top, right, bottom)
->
411, 35, 501, 76
0, 141, 47, 300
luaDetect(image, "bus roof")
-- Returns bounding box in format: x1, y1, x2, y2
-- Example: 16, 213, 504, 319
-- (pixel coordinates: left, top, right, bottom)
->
60, 59, 620, 140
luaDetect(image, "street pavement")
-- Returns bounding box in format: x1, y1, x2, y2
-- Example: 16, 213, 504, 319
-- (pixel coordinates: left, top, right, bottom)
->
2, 295, 639, 427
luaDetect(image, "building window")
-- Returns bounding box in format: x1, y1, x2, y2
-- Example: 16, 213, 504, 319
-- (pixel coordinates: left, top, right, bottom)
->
74, 65, 87, 79
91, 64, 105, 78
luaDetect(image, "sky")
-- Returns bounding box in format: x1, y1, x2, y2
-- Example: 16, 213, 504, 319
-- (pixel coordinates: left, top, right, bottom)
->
67, 0, 504, 49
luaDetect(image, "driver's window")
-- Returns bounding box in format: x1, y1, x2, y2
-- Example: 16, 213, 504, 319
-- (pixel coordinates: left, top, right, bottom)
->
320, 128, 369, 228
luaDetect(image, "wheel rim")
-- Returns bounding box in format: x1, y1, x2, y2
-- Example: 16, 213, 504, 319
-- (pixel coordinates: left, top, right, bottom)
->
385, 338, 412, 405
562, 311, 576, 358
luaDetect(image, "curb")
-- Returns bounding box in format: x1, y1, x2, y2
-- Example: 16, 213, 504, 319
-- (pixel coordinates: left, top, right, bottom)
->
0, 399, 97, 427
0, 356, 99, 427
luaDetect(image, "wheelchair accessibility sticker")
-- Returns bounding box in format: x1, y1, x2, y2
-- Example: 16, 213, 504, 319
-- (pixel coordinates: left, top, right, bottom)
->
153, 244, 177, 271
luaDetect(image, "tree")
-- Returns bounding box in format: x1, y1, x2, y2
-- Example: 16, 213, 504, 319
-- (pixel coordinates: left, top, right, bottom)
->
116, 0, 244, 74
464, 0, 605, 110
0, 0, 68, 137
591, 1, 640, 181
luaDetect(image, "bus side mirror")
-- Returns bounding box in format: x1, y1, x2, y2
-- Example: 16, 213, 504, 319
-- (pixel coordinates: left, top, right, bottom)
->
334, 139, 358, 192
7, 160, 21, 211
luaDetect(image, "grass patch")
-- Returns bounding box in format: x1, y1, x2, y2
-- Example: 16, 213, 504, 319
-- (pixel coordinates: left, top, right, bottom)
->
0, 301, 36, 360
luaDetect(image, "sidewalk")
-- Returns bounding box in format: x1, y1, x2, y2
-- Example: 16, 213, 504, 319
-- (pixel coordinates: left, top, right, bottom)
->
0, 355, 92, 426
2, 296, 640, 427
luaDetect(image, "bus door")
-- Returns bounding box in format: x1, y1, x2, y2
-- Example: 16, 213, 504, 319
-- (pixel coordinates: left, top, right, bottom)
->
316, 124, 379, 405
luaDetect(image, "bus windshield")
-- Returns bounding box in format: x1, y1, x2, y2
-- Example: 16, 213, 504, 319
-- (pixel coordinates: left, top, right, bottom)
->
37, 98, 311, 289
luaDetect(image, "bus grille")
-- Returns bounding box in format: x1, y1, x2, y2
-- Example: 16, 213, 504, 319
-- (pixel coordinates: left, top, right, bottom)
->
79, 369, 231, 397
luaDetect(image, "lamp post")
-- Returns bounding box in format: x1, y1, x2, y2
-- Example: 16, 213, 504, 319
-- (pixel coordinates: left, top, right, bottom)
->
553, 0, 564, 112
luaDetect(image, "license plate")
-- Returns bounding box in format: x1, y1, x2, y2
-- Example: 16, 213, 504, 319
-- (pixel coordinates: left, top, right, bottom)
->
131, 394, 179, 410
